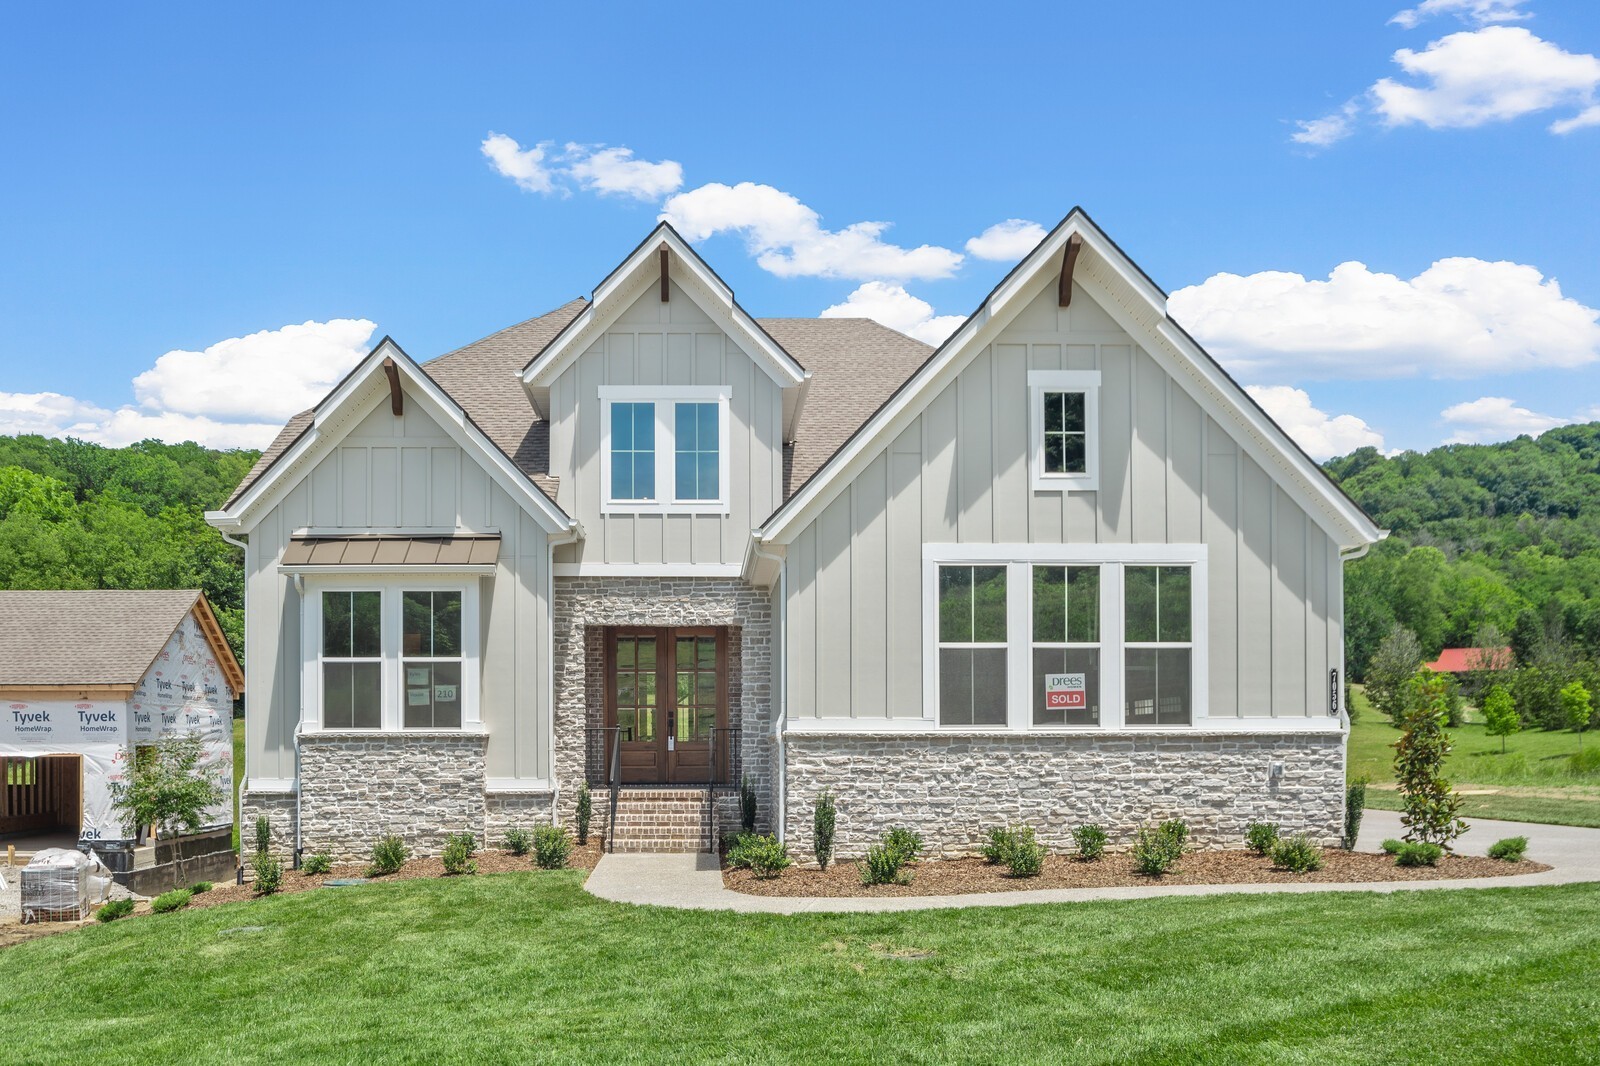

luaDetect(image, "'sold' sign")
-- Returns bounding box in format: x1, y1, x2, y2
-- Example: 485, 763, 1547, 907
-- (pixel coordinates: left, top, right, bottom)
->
1045, 673, 1087, 710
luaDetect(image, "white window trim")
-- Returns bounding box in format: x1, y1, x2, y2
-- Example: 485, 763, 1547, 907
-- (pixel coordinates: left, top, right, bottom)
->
598, 385, 732, 516
1028, 370, 1100, 493
299, 574, 481, 733
920, 543, 1207, 731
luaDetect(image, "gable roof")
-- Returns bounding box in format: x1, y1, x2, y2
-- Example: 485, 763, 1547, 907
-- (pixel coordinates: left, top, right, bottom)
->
756, 208, 1386, 550
1426, 647, 1512, 673
0, 589, 244, 693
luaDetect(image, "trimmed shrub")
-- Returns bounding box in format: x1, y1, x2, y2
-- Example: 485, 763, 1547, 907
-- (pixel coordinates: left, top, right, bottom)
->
884, 826, 924, 864
981, 826, 1017, 865
301, 851, 332, 876
1004, 827, 1045, 878
96, 899, 135, 923
253, 815, 271, 857
442, 833, 478, 875
504, 827, 534, 857
1072, 824, 1108, 861
1343, 779, 1367, 851
576, 781, 592, 846
1270, 834, 1323, 874
745, 836, 792, 879
1487, 836, 1529, 862
739, 775, 758, 834
189, 881, 213, 894
532, 825, 572, 870
860, 843, 911, 886
1380, 838, 1404, 855
813, 789, 836, 871
151, 888, 193, 914
1394, 841, 1444, 867
1245, 822, 1280, 856
254, 853, 284, 895
367, 835, 408, 877
1133, 821, 1187, 876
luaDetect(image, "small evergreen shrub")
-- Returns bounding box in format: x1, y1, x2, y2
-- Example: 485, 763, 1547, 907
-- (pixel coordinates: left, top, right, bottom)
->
1072, 824, 1108, 861
576, 781, 592, 845
1270, 834, 1323, 874
253, 815, 271, 857
504, 827, 534, 856
1132, 821, 1188, 876
96, 899, 135, 923
189, 881, 213, 894
301, 851, 332, 876
1157, 819, 1189, 852
367, 835, 408, 877
745, 836, 792, 879
813, 789, 836, 871
860, 843, 911, 886
1004, 827, 1045, 878
1394, 841, 1444, 867
151, 888, 193, 914
1343, 779, 1367, 851
254, 853, 284, 895
442, 832, 479, 875
981, 826, 1019, 865
739, 775, 758, 833
726, 832, 777, 870
532, 825, 572, 870
1487, 836, 1529, 862
883, 826, 924, 864
1380, 838, 1404, 855
1245, 822, 1280, 856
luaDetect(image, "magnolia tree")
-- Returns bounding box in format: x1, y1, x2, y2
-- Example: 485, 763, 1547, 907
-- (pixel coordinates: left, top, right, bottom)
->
1393, 671, 1466, 848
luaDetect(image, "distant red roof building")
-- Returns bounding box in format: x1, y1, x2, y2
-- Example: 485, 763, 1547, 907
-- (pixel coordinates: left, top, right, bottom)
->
1425, 647, 1512, 674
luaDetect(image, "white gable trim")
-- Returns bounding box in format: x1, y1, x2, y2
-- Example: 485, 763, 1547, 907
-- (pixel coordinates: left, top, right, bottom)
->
519, 223, 808, 394
755, 209, 1383, 550
207, 338, 574, 536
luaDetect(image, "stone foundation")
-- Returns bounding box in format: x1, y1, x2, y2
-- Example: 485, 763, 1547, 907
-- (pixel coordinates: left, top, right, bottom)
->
238, 788, 297, 876
484, 790, 556, 844
782, 730, 1346, 861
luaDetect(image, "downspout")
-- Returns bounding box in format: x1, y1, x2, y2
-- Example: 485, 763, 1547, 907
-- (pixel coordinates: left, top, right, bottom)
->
291, 572, 304, 866
547, 521, 583, 827
749, 538, 787, 841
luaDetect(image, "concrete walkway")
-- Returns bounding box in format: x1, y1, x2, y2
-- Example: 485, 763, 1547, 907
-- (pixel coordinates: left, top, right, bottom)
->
584, 811, 1600, 914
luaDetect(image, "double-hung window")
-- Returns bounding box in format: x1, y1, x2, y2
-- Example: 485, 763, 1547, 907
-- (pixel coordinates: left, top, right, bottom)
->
322, 591, 382, 729
599, 386, 731, 514
927, 547, 1204, 729
1028, 371, 1100, 492
402, 591, 463, 728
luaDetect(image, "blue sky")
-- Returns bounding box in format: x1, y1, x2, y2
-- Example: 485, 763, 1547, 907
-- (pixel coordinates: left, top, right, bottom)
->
2, 0, 1598, 457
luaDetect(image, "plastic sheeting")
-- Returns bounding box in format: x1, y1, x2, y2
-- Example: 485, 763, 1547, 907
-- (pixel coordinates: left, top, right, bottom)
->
20, 848, 111, 923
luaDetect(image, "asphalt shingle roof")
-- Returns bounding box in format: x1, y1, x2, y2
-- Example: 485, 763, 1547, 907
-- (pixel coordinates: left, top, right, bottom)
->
0, 589, 206, 686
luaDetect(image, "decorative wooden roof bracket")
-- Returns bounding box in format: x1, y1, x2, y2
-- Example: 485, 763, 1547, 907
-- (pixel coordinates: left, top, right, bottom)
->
382, 356, 404, 415
1057, 233, 1083, 307
659, 246, 670, 302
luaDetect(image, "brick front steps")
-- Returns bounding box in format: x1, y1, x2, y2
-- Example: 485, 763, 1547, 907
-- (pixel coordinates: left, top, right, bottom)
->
609, 788, 714, 853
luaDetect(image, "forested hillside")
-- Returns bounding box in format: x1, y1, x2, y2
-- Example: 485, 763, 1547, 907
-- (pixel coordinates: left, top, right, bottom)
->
1328, 422, 1600, 681
0, 435, 258, 663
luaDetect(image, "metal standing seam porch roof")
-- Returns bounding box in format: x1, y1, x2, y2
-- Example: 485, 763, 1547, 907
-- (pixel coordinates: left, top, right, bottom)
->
280, 534, 502, 568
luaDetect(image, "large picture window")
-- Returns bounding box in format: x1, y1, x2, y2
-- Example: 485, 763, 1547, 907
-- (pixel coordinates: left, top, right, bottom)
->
322, 591, 382, 729
600, 386, 730, 514
936, 564, 1008, 726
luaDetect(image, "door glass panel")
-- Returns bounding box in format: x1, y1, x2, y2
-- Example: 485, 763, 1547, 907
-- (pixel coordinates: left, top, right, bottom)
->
674, 635, 718, 740
615, 636, 657, 742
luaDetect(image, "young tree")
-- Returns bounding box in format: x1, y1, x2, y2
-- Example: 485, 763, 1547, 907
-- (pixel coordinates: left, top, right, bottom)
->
1393, 671, 1467, 848
1367, 624, 1423, 726
1562, 680, 1592, 750
111, 733, 225, 842
1481, 684, 1520, 754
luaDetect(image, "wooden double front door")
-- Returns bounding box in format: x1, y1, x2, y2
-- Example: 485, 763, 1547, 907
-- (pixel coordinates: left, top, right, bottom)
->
604, 626, 728, 784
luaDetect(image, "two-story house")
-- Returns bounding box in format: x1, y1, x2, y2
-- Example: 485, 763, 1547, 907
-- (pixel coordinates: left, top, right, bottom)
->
207, 209, 1383, 862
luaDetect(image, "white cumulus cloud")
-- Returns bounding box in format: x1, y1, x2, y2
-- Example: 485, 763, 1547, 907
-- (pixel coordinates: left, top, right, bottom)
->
1246, 385, 1385, 460
1440, 395, 1568, 443
1169, 257, 1600, 381
1390, 0, 1531, 29
1292, 100, 1362, 147
563, 144, 683, 200
820, 282, 964, 346
5, 319, 377, 449
964, 219, 1047, 261
662, 182, 963, 281
481, 133, 557, 193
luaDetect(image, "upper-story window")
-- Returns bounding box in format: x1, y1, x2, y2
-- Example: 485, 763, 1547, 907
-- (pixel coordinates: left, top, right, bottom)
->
599, 386, 731, 515
1028, 371, 1100, 492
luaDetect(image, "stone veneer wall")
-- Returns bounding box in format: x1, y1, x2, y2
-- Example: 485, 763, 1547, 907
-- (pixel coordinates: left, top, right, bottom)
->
238, 789, 297, 876
782, 731, 1346, 861
552, 577, 775, 835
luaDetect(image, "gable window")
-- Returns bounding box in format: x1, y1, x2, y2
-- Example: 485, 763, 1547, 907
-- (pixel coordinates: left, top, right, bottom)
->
924, 546, 1205, 729
600, 386, 731, 514
1028, 371, 1100, 492
322, 591, 382, 729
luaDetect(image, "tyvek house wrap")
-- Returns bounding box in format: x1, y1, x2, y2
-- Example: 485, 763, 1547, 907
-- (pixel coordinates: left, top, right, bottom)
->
0, 611, 233, 844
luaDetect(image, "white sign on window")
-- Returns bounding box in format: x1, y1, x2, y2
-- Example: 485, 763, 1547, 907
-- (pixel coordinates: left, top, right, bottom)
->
407, 689, 430, 706
1045, 673, 1087, 711
433, 685, 457, 703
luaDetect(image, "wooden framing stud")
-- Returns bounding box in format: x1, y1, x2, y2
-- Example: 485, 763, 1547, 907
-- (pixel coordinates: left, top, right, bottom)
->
1058, 233, 1083, 307
660, 246, 670, 302
382, 356, 404, 416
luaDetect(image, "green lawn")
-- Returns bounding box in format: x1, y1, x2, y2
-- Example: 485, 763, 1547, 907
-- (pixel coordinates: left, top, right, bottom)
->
2, 873, 1597, 1064
1348, 691, 1600, 828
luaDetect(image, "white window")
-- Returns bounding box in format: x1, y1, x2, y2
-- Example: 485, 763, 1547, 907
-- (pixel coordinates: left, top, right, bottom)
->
923, 545, 1206, 730
599, 386, 731, 514
1028, 371, 1100, 492
303, 580, 479, 732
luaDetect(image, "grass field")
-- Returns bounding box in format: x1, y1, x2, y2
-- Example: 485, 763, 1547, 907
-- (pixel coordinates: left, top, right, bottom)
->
2, 871, 1597, 1064
1348, 688, 1600, 828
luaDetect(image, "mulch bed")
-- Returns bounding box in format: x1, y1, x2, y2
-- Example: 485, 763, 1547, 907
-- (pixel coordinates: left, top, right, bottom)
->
0, 840, 605, 946
724, 848, 1550, 897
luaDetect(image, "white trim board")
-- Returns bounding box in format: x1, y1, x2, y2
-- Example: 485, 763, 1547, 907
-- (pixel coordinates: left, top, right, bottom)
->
553, 563, 744, 578
782, 718, 1344, 736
